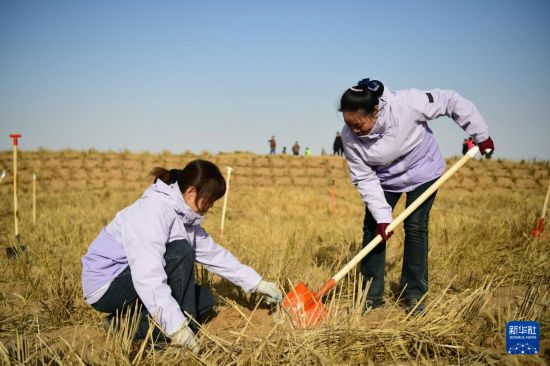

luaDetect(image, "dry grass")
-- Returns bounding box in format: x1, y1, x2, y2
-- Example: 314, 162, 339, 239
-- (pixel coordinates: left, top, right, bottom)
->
0, 149, 549, 365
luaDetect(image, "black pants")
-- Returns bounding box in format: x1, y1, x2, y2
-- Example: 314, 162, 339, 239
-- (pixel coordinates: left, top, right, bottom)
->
361, 178, 438, 304
92, 240, 214, 340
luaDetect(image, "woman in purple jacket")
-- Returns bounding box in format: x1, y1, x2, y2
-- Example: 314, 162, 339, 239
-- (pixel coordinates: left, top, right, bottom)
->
339, 78, 494, 313
81, 160, 282, 351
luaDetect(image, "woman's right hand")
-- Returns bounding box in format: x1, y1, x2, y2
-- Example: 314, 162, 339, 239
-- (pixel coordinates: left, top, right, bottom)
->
171, 324, 198, 353
375, 223, 393, 242
255, 280, 283, 304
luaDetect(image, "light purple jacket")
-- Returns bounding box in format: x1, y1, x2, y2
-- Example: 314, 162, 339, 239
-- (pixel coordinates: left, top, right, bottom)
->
342, 87, 489, 223
81, 180, 262, 336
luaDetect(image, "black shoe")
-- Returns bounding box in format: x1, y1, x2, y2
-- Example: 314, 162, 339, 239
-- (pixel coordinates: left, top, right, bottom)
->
405, 298, 425, 315
363, 298, 385, 314
103, 315, 115, 332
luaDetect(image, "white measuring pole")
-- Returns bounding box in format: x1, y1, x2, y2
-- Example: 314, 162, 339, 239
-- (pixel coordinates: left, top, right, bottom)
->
220, 166, 233, 237
541, 178, 550, 220
33, 173, 37, 224
9, 134, 21, 240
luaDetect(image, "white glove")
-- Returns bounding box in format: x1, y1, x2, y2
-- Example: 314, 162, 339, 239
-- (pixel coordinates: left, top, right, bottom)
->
170, 324, 198, 353
255, 280, 283, 304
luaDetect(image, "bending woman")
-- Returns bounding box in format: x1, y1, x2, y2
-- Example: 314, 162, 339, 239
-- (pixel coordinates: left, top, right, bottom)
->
81, 160, 282, 351
339, 78, 494, 313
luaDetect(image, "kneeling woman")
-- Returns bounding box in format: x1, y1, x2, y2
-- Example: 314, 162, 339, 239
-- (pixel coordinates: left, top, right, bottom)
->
81, 160, 282, 351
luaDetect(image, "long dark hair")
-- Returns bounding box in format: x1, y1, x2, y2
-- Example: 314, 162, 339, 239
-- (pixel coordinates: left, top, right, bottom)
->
339, 78, 384, 114
150, 160, 226, 210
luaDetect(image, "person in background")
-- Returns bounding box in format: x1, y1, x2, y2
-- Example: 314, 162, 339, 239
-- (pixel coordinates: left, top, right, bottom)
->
462, 138, 469, 156
466, 136, 475, 150
333, 132, 344, 156
339, 78, 494, 314
305, 147, 312, 156
81, 160, 282, 352
282, 146, 287, 155
292, 141, 300, 156
268, 135, 277, 155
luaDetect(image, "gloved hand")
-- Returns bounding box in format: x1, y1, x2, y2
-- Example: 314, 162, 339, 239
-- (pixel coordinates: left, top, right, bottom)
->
170, 324, 198, 353
478, 137, 494, 155
375, 223, 393, 242
255, 280, 283, 304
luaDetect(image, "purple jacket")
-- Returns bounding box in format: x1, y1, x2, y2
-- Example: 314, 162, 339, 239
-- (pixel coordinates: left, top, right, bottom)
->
81, 180, 262, 336
342, 87, 489, 223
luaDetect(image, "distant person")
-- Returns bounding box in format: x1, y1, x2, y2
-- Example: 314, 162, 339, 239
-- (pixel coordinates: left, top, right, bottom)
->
81, 160, 282, 351
462, 138, 468, 156
466, 137, 474, 150
333, 132, 344, 156
321, 148, 327, 156
292, 141, 300, 156
339, 78, 494, 314
282, 146, 287, 155
305, 147, 312, 156
268, 135, 276, 155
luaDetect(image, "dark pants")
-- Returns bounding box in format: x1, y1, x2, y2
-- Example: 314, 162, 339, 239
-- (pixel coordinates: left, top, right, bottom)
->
361, 178, 438, 305
92, 240, 214, 340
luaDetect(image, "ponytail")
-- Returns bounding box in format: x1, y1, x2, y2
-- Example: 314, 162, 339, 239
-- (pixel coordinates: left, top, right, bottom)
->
150, 167, 181, 184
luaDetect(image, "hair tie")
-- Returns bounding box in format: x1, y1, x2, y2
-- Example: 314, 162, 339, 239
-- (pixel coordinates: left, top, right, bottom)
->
350, 87, 364, 92
357, 78, 380, 92
168, 169, 181, 184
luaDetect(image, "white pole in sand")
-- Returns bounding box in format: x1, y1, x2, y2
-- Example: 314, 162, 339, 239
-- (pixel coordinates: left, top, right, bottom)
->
33, 173, 36, 224
220, 166, 233, 237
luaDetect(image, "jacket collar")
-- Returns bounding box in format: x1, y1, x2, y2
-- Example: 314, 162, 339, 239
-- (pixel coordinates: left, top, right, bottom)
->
359, 87, 393, 140
152, 180, 205, 226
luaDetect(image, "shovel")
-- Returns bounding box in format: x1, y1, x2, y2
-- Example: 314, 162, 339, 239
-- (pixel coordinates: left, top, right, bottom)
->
282, 146, 481, 327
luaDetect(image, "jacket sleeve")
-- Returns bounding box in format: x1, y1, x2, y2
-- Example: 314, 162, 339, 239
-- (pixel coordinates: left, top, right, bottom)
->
403, 88, 490, 143
121, 205, 186, 337
193, 226, 262, 292
343, 139, 393, 223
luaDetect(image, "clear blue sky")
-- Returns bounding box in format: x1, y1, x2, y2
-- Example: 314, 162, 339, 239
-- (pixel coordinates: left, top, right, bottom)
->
1, 0, 549, 160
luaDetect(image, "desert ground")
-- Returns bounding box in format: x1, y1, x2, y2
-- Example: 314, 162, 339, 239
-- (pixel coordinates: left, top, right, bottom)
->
0, 149, 548, 365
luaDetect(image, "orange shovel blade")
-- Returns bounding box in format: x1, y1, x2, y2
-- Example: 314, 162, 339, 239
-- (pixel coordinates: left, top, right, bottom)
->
281, 282, 328, 328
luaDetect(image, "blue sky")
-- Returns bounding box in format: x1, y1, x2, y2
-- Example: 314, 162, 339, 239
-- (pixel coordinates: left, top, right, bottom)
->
1, 0, 549, 159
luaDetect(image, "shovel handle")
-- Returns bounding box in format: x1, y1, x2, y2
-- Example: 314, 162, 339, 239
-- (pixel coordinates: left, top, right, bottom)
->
540, 177, 550, 220
324, 146, 479, 289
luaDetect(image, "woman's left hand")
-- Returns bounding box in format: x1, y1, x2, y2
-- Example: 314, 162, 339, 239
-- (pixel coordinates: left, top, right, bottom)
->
478, 137, 494, 155
255, 280, 283, 304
